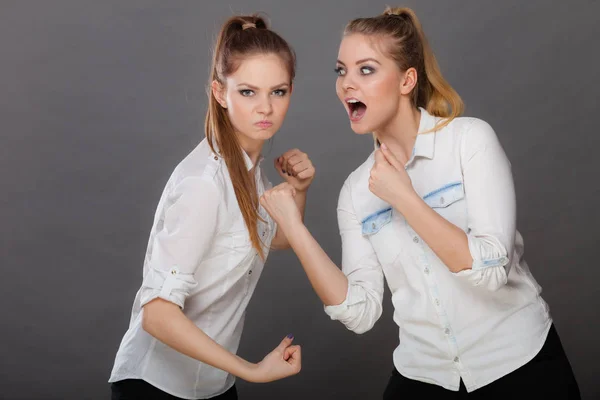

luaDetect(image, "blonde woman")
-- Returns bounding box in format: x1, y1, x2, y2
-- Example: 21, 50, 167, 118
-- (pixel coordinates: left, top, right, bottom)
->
260, 7, 580, 399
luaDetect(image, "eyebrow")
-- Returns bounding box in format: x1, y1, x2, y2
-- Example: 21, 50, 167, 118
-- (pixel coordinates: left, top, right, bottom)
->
336, 58, 381, 66
236, 83, 290, 90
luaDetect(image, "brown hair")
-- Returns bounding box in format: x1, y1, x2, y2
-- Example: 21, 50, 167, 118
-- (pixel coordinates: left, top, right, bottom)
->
205, 14, 296, 259
345, 6, 463, 131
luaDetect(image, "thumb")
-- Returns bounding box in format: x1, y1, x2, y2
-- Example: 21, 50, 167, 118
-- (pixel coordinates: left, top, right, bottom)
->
380, 143, 404, 170
373, 148, 386, 164
276, 334, 294, 352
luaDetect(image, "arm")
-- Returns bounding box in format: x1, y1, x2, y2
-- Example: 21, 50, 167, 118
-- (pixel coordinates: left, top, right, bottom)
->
392, 192, 472, 274
140, 177, 300, 382
143, 299, 299, 383
270, 189, 307, 250
260, 182, 385, 334
372, 145, 472, 273
376, 119, 515, 290
270, 149, 314, 250
143, 299, 258, 380
452, 119, 516, 289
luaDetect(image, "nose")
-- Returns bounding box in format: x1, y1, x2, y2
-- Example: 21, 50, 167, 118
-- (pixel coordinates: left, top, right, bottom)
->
257, 95, 273, 116
341, 74, 357, 92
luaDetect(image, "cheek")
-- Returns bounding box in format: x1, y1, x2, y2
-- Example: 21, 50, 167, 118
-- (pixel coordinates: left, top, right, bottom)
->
368, 78, 400, 114
226, 97, 252, 125
335, 79, 344, 100
273, 98, 291, 119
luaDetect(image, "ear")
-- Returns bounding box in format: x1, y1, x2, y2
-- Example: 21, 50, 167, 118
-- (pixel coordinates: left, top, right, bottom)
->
211, 80, 227, 109
399, 67, 417, 96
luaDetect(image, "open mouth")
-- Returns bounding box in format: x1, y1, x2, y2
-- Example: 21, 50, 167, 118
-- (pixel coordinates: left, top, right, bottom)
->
346, 98, 367, 122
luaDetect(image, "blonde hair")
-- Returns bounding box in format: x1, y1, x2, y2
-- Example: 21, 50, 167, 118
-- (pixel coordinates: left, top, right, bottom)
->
345, 6, 464, 132
205, 14, 296, 259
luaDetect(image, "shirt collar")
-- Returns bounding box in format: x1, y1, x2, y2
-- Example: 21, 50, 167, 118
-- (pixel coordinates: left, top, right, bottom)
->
211, 139, 264, 171
374, 107, 437, 161
241, 150, 264, 171
413, 107, 437, 160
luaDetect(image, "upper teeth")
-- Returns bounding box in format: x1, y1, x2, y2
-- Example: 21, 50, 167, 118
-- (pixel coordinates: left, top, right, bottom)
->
347, 99, 359, 103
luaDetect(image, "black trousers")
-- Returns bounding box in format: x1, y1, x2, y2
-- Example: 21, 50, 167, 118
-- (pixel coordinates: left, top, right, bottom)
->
111, 379, 238, 400
383, 324, 580, 399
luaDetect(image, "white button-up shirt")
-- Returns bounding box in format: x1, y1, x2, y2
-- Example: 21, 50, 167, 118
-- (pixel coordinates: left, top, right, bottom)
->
325, 108, 552, 392
109, 139, 275, 399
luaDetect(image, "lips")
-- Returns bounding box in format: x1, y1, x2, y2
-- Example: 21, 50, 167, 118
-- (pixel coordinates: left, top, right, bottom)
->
255, 120, 273, 129
345, 97, 367, 122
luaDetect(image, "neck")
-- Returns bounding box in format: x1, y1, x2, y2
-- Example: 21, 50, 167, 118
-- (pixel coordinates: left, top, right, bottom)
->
373, 101, 421, 165
235, 132, 264, 168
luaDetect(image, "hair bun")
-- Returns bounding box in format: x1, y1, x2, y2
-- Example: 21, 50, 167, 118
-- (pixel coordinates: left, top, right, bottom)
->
238, 15, 268, 31
383, 6, 407, 17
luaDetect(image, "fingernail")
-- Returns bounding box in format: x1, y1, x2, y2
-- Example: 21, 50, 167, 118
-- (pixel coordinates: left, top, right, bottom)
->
287, 333, 294, 339
381, 143, 388, 149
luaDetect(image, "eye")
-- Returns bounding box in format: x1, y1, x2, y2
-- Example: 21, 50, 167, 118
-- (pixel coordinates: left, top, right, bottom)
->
360, 66, 375, 75
334, 66, 346, 76
239, 89, 254, 97
272, 89, 287, 97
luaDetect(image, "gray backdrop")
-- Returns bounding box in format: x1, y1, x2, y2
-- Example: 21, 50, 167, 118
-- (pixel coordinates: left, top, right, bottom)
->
1, 0, 599, 399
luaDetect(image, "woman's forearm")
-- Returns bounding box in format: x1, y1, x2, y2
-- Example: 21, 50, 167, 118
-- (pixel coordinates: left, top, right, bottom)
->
142, 298, 258, 381
283, 222, 348, 306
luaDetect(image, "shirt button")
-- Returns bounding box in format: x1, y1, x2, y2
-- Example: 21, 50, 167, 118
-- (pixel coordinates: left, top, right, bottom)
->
262, 231, 266, 237
249, 270, 253, 275
213, 155, 218, 160
371, 222, 376, 229
439, 197, 445, 205
413, 236, 419, 243
454, 357, 460, 363
435, 299, 440, 306
444, 328, 450, 335
424, 268, 430, 274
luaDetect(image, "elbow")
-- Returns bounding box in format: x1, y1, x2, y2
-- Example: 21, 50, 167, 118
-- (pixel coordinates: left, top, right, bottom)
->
142, 301, 157, 334
325, 285, 383, 335
350, 324, 373, 335
346, 304, 382, 335
271, 242, 291, 251
460, 265, 508, 291
484, 268, 509, 291
142, 298, 173, 335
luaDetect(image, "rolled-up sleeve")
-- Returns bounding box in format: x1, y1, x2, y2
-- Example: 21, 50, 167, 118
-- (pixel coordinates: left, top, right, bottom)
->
324, 182, 384, 334
140, 176, 220, 309
455, 119, 516, 291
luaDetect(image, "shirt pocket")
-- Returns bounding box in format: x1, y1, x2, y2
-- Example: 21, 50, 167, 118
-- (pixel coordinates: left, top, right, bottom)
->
423, 181, 467, 230
361, 207, 401, 265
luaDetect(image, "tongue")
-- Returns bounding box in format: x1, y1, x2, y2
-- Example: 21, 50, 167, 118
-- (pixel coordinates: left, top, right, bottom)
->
351, 103, 366, 118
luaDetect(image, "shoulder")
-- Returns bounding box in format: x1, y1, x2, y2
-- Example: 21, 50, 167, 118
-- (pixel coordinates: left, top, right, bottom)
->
446, 116, 500, 147
171, 139, 224, 188
165, 139, 225, 205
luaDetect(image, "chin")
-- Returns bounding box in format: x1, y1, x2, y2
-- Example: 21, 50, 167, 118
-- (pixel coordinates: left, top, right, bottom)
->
349, 121, 375, 135
252, 128, 278, 141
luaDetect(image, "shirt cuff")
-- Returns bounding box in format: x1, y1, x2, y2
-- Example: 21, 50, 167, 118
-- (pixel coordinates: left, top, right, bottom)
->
140, 266, 198, 309
324, 284, 367, 321
467, 234, 510, 270
454, 266, 508, 291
